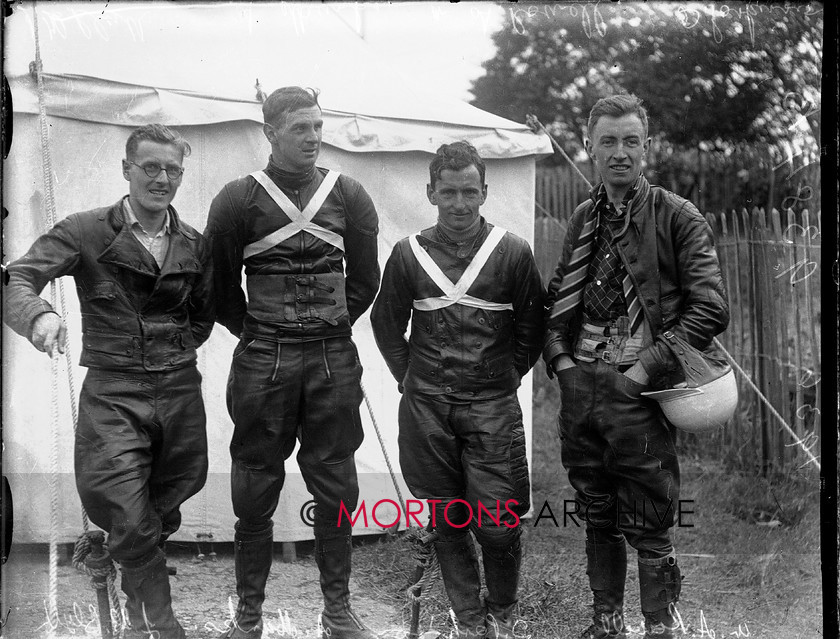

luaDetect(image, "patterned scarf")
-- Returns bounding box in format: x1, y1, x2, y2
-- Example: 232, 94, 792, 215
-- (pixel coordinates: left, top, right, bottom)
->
550, 183, 643, 336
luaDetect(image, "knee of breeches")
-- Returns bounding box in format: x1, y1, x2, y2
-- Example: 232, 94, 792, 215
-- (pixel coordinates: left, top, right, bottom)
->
119, 546, 166, 575
234, 519, 274, 542
625, 527, 674, 559
586, 526, 625, 547
432, 500, 472, 538
472, 520, 521, 553
108, 519, 162, 563
314, 508, 353, 539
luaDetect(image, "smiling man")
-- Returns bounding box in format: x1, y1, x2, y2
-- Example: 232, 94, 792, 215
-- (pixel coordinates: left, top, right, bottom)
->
544, 95, 729, 639
4, 124, 214, 639
371, 141, 544, 639
204, 87, 379, 639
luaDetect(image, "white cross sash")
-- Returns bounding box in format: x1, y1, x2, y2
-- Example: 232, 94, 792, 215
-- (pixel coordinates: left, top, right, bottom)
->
409, 226, 513, 312
244, 170, 344, 259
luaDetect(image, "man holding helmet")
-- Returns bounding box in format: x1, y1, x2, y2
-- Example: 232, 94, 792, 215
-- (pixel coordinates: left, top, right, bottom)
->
544, 94, 730, 639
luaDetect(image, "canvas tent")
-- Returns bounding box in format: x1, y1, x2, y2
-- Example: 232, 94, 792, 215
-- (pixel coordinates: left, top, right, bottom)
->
2, 2, 552, 544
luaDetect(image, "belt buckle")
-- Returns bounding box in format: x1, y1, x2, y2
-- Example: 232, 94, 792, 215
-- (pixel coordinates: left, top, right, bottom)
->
601, 349, 612, 363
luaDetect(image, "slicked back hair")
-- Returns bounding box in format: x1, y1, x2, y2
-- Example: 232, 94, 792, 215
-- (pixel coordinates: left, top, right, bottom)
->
125, 123, 191, 160
428, 141, 486, 188
262, 86, 321, 127
587, 94, 649, 140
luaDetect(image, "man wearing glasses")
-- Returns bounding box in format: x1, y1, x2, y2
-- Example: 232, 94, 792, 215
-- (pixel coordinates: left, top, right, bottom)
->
4, 123, 213, 639
204, 87, 379, 639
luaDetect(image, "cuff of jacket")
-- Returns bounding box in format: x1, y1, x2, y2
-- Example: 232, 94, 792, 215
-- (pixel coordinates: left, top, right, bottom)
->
7, 299, 57, 342
637, 339, 680, 388
542, 339, 572, 379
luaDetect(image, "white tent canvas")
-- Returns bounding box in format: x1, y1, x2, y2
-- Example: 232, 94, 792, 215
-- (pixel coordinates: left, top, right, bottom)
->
2, 2, 551, 544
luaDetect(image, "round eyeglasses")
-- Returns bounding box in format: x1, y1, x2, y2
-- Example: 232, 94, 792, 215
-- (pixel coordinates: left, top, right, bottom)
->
129, 161, 185, 180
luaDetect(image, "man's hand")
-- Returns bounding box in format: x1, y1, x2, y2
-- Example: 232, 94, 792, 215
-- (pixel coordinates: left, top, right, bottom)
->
552, 354, 577, 374
622, 360, 650, 386
31, 312, 66, 357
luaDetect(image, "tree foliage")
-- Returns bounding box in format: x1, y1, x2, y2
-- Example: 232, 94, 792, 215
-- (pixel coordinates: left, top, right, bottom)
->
471, 2, 823, 163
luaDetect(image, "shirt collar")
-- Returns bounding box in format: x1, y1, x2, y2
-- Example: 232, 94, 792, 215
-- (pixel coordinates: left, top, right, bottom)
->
594, 176, 641, 214
123, 197, 170, 235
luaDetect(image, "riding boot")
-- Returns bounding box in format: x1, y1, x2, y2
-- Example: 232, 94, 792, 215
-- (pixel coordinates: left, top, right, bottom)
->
638, 553, 682, 639
433, 534, 486, 639
315, 534, 376, 639
482, 536, 522, 639
218, 526, 274, 638
579, 540, 628, 639
120, 548, 186, 639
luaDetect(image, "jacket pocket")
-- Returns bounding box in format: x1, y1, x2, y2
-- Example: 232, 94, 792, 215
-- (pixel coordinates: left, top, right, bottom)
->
82, 330, 139, 358
485, 352, 515, 379
79, 280, 119, 302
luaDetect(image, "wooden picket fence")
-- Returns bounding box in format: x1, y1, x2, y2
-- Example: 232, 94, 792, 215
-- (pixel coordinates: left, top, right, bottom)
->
533, 171, 822, 473
696, 207, 822, 474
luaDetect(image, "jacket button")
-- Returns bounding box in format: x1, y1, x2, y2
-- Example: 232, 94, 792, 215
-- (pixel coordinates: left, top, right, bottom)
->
478, 318, 485, 324
445, 386, 453, 393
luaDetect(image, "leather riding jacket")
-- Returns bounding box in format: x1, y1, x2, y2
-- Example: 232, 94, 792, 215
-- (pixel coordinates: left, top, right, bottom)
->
544, 176, 730, 388
4, 200, 214, 372
372, 219, 545, 400
205, 160, 379, 341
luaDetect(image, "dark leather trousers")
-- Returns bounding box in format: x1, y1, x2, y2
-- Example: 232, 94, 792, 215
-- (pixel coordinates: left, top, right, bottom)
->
226, 337, 365, 538
75, 366, 208, 562
557, 360, 680, 557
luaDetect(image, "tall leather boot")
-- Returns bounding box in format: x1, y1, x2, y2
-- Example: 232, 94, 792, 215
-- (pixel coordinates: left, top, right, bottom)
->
219, 529, 274, 638
120, 548, 185, 639
638, 554, 682, 639
433, 534, 486, 639
482, 536, 522, 639
315, 535, 375, 639
580, 540, 628, 639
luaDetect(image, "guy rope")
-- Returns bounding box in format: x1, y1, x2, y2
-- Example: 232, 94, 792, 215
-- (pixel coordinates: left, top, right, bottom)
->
526, 113, 820, 471
30, 3, 125, 636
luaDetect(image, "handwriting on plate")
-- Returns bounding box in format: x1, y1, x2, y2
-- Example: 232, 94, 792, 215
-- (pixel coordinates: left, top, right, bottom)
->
507, 2, 821, 40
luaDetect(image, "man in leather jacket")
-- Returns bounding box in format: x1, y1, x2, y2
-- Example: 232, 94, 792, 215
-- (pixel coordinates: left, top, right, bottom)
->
204, 87, 379, 639
4, 123, 214, 639
544, 95, 729, 639
371, 141, 544, 639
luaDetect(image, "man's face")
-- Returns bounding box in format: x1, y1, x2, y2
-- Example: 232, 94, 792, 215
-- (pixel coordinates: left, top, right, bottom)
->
264, 106, 323, 172
122, 140, 184, 218
427, 165, 487, 232
586, 113, 650, 195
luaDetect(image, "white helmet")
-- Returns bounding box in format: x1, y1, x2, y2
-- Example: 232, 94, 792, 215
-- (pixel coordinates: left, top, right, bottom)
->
642, 331, 738, 433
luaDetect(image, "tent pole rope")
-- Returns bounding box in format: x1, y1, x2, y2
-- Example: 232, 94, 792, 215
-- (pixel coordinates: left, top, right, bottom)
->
526, 113, 820, 471
47, 348, 60, 633
32, 3, 60, 631
31, 3, 125, 634
360, 381, 404, 507
713, 337, 820, 470
526, 114, 593, 190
